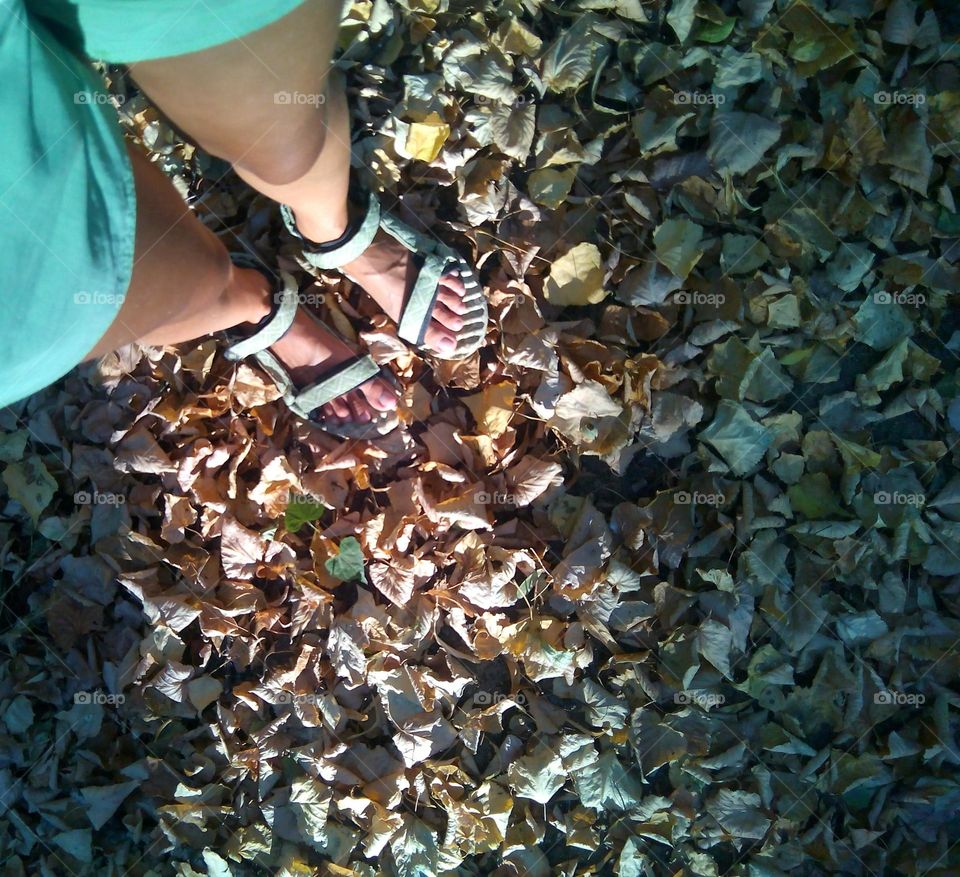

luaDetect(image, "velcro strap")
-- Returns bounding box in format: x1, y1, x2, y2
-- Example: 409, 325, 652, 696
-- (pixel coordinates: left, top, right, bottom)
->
286, 355, 381, 416
224, 271, 299, 361
290, 191, 383, 270
397, 251, 453, 346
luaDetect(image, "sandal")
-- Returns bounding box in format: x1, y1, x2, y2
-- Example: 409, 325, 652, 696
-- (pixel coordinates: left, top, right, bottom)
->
280, 189, 488, 360
222, 253, 400, 440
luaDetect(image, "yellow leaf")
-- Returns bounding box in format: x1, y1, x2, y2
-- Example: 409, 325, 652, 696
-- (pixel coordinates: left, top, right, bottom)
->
463, 382, 517, 438
528, 167, 577, 209
544, 242, 608, 305
404, 112, 450, 162
187, 677, 222, 712
495, 18, 543, 55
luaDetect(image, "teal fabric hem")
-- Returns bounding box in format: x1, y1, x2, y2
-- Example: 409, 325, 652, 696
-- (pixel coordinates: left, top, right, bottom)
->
29, 0, 310, 62
0, 4, 135, 407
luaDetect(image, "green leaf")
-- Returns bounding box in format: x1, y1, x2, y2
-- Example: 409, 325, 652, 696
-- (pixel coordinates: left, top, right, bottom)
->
666, 0, 698, 42
528, 166, 577, 209
2, 695, 33, 734
2, 456, 57, 523
52, 829, 92, 863
697, 16, 736, 43
80, 781, 139, 830
325, 536, 366, 583
852, 295, 912, 351
541, 15, 600, 92
490, 101, 536, 161
285, 496, 327, 534
653, 218, 704, 279
0, 431, 27, 463
788, 473, 846, 519
700, 401, 773, 476
708, 111, 782, 175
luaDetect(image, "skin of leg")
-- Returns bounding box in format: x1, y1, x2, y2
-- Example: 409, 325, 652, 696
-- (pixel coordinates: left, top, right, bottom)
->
87, 145, 395, 421
87, 143, 267, 357
128, 0, 469, 355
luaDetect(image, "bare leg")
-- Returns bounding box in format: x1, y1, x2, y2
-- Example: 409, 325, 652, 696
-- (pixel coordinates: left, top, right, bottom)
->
129, 0, 469, 356
89, 145, 396, 422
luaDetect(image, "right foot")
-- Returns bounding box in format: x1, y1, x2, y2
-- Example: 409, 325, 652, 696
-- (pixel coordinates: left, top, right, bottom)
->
295, 202, 472, 356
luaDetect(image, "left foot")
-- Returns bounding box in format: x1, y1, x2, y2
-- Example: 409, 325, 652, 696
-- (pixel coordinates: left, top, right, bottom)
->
232, 266, 398, 425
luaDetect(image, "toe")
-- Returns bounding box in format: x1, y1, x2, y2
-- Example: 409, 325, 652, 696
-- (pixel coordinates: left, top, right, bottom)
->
438, 288, 468, 314
433, 302, 465, 332
346, 392, 372, 423
361, 377, 398, 412
330, 398, 352, 420
440, 272, 466, 296
425, 323, 458, 354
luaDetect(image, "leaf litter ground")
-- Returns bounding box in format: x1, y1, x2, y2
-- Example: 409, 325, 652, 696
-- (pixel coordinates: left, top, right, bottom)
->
2, 1, 960, 875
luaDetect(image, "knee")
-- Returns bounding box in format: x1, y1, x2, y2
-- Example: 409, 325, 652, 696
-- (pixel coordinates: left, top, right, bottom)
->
228, 102, 330, 187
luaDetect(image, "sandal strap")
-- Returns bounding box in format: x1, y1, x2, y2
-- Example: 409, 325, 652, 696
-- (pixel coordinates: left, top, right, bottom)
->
397, 249, 456, 346
283, 354, 382, 418
224, 270, 299, 361
281, 191, 382, 270
249, 348, 382, 417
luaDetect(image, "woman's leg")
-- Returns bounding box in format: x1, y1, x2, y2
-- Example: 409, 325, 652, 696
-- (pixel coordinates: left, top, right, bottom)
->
128, 0, 468, 356
89, 144, 396, 423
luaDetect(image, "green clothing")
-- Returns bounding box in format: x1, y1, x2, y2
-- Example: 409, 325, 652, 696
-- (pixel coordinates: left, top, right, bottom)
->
0, 0, 306, 407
